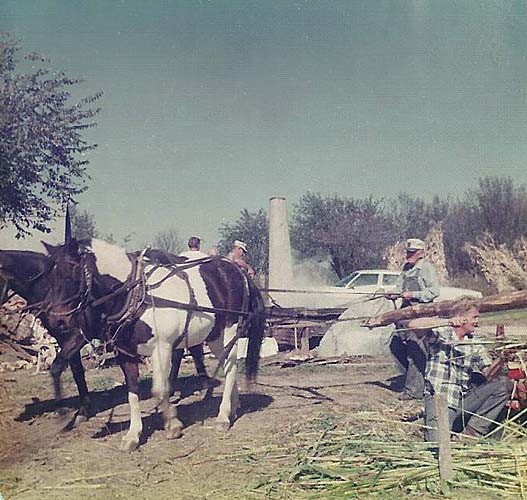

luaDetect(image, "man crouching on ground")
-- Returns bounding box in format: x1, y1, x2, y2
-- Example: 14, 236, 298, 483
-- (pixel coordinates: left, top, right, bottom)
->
406, 304, 512, 441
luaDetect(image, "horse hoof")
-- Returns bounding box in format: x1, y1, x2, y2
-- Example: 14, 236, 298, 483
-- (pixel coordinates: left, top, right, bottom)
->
74, 414, 88, 425
215, 420, 231, 432
166, 426, 183, 440
120, 439, 139, 453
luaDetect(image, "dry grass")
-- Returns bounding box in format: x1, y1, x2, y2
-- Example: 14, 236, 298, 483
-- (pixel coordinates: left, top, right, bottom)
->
385, 226, 449, 285
236, 411, 527, 499
465, 235, 527, 293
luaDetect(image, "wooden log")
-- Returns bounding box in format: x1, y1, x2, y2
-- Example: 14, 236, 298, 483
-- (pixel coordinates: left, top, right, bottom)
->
266, 306, 346, 321
364, 290, 527, 328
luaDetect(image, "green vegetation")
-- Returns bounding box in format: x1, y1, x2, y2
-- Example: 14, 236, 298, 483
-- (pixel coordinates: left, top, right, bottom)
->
0, 35, 101, 236
230, 411, 527, 499
92, 375, 115, 392
480, 308, 527, 324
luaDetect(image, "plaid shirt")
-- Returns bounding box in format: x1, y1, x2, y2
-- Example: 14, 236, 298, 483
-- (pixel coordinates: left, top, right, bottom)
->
424, 326, 493, 410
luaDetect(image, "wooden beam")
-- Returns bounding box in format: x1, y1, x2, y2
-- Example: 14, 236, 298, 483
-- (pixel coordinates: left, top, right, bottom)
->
365, 290, 527, 328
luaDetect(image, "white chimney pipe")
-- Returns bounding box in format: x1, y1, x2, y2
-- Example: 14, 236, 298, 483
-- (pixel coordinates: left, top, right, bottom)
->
268, 196, 294, 288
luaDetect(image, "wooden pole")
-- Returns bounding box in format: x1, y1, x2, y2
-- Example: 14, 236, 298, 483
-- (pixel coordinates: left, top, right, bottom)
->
300, 327, 310, 354
365, 290, 527, 327
434, 394, 453, 489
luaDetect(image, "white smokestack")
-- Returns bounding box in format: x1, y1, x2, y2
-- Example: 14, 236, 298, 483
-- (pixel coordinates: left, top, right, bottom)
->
268, 196, 294, 288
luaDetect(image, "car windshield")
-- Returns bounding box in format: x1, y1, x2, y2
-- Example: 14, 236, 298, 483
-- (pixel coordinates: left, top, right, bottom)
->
351, 274, 379, 287
335, 272, 358, 288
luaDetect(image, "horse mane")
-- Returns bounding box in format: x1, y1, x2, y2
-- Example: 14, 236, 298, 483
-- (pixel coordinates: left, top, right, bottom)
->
141, 249, 188, 265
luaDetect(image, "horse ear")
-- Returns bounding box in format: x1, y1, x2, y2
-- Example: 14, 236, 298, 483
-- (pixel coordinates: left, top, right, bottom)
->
41, 241, 56, 255
67, 238, 80, 254
64, 204, 72, 243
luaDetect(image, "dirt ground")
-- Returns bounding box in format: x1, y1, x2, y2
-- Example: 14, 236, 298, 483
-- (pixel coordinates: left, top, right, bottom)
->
0, 352, 429, 500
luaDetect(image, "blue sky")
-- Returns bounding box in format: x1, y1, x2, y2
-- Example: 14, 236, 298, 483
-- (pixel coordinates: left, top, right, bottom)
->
2, 0, 526, 248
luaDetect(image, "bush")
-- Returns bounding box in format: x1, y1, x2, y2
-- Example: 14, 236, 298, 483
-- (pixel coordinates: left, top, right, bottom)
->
448, 272, 497, 296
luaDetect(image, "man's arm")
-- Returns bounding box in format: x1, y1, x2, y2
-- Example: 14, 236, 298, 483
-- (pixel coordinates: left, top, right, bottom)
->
391, 272, 403, 296
406, 316, 445, 336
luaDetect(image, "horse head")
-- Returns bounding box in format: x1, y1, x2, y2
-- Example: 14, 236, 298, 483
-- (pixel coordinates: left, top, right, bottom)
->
41, 239, 96, 334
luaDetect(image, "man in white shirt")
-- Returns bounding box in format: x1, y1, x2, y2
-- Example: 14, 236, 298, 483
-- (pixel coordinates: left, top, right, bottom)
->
175, 236, 208, 381
179, 236, 208, 260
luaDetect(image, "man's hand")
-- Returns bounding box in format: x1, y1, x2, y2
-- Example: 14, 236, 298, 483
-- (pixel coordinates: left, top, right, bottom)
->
401, 291, 413, 300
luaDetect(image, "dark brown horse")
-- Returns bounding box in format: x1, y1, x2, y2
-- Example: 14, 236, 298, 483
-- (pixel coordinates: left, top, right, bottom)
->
0, 249, 94, 422
43, 238, 265, 451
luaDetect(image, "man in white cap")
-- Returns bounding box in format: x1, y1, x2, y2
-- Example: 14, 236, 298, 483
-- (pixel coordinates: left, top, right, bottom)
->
389, 238, 440, 400
227, 240, 256, 278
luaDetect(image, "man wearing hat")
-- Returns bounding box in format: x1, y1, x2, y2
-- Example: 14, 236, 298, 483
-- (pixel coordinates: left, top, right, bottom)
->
227, 240, 256, 278
389, 238, 440, 400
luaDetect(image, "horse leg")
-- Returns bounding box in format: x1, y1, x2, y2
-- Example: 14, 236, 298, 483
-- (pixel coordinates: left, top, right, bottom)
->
152, 340, 183, 440
49, 354, 68, 412
189, 344, 208, 377
49, 330, 87, 415
169, 347, 184, 396
68, 350, 92, 424
208, 324, 240, 431
117, 354, 142, 452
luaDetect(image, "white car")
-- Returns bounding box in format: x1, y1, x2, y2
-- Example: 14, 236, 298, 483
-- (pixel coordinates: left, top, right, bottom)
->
333, 269, 482, 302
267, 269, 482, 309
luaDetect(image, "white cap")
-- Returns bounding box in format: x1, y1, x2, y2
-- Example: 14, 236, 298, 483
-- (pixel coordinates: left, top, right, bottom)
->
234, 240, 248, 253
406, 238, 425, 252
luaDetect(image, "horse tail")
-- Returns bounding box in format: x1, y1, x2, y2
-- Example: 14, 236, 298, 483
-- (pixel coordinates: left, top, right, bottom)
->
245, 277, 265, 382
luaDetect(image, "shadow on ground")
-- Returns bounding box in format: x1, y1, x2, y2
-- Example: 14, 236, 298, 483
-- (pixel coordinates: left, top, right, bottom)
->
16, 374, 273, 446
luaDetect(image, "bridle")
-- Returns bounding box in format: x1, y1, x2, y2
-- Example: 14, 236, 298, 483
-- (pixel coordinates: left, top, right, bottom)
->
0, 259, 54, 305
28, 250, 95, 319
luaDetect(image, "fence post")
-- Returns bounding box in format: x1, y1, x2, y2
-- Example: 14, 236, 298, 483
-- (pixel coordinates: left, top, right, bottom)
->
434, 394, 453, 489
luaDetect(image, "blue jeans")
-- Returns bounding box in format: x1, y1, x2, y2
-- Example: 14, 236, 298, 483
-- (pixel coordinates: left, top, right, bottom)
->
424, 377, 512, 441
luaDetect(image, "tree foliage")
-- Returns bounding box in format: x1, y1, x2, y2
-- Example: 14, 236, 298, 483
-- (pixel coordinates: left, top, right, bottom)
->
290, 192, 393, 279
218, 209, 268, 273
443, 176, 527, 274
70, 205, 98, 240
152, 228, 185, 255
0, 35, 102, 236
390, 193, 450, 240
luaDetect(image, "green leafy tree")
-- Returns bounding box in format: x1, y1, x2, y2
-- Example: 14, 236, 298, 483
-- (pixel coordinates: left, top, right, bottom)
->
218, 209, 268, 274
291, 192, 393, 279
390, 193, 450, 241
0, 35, 102, 237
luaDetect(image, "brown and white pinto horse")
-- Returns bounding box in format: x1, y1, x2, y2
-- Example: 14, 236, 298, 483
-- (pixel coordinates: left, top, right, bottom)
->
43, 238, 265, 451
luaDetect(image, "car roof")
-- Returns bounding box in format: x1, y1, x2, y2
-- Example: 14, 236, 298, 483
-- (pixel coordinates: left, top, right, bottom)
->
355, 269, 399, 274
